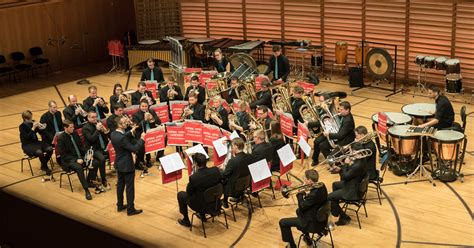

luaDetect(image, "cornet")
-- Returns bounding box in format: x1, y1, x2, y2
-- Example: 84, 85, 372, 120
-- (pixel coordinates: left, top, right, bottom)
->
181, 105, 192, 120
32, 120, 47, 130
96, 122, 110, 134
167, 85, 177, 100
75, 104, 88, 117
95, 97, 108, 107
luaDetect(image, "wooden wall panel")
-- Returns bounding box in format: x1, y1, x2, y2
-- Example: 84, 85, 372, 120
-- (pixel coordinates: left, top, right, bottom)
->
455, 2, 474, 88
0, 0, 136, 71
181, 0, 207, 38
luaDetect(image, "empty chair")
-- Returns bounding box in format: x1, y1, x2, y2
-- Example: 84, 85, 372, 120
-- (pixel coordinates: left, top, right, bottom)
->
0, 55, 18, 82
29, 47, 52, 75
11, 51, 33, 79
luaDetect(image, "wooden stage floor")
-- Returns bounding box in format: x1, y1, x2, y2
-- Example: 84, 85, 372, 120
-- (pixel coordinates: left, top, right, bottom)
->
0, 67, 473, 247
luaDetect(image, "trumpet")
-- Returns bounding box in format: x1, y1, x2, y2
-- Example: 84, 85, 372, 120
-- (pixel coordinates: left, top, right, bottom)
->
75, 104, 88, 117
140, 93, 153, 105
281, 182, 325, 198
32, 120, 47, 130
94, 97, 108, 107
144, 111, 155, 123
181, 105, 192, 120
96, 122, 110, 134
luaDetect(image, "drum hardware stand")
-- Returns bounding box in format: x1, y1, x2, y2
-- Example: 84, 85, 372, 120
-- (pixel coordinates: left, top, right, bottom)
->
405, 136, 436, 186
412, 65, 428, 97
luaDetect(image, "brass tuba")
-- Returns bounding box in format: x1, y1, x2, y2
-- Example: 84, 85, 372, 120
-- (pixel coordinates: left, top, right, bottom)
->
272, 86, 292, 113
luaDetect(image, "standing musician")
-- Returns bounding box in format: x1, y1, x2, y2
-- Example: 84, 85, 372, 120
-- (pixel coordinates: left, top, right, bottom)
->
279, 169, 328, 248
269, 121, 286, 172
312, 101, 355, 167
83, 85, 109, 120
249, 80, 273, 111
109, 83, 128, 110
111, 116, 146, 216
418, 85, 455, 130
177, 153, 222, 227
205, 96, 229, 131
226, 76, 242, 104
264, 45, 290, 83
251, 129, 274, 163
355, 126, 378, 180
213, 48, 234, 73
182, 92, 205, 122
221, 138, 253, 208
40, 100, 64, 145
327, 143, 368, 226
229, 101, 251, 136
56, 120, 94, 200
131, 81, 156, 106
19, 110, 54, 175
184, 75, 206, 105
82, 112, 110, 191
141, 58, 164, 83
63, 95, 87, 129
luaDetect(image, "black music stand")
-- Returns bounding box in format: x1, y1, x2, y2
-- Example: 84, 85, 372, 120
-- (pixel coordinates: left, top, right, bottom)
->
352, 40, 403, 98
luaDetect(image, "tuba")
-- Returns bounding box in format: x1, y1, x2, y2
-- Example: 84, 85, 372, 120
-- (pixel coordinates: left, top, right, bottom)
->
272, 86, 292, 113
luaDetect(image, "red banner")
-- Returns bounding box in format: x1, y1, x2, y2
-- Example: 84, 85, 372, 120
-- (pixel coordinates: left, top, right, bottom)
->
145, 81, 158, 99
212, 147, 226, 167
280, 113, 294, 138
280, 161, 293, 176
232, 100, 250, 113
170, 101, 188, 122
123, 105, 139, 117
166, 124, 187, 146
184, 120, 203, 143
252, 177, 271, 193
199, 73, 214, 87
184, 68, 202, 74
144, 127, 166, 153
296, 81, 315, 94
161, 167, 182, 184
150, 103, 169, 123
202, 124, 223, 147
297, 122, 310, 141
255, 75, 269, 91
378, 112, 388, 136
107, 142, 116, 166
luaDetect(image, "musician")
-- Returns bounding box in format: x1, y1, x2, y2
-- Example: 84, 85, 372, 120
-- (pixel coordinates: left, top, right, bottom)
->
226, 76, 242, 104
182, 92, 205, 122
419, 85, 455, 130
252, 105, 272, 137
63, 95, 86, 129
290, 86, 305, 127
19, 110, 53, 175
229, 101, 250, 135
177, 153, 222, 227
221, 138, 253, 208
279, 169, 328, 248
141, 58, 164, 83
40, 100, 64, 145
111, 116, 145, 216
83, 85, 109, 120
184, 75, 206, 105
107, 105, 124, 132
306, 93, 330, 134
355, 126, 378, 180
269, 121, 286, 172
205, 96, 229, 131
249, 80, 273, 111
131, 81, 156, 106
82, 112, 109, 190
110, 83, 128, 110
213, 48, 234, 73
56, 120, 94, 200
264, 45, 290, 82
251, 129, 274, 163
327, 143, 368, 226
159, 76, 183, 103
312, 101, 355, 166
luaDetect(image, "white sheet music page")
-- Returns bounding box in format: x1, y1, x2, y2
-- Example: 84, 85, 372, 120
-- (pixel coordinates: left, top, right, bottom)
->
248, 159, 271, 182
185, 144, 209, 163
298, 136, 311, 157
159, 152, 185, 174
229, 130, 240, 140
277, 144, 297, 167
212, 137, 228, 157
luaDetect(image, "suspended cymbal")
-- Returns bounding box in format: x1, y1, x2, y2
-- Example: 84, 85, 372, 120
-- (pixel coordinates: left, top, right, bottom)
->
365, 48, 393, 80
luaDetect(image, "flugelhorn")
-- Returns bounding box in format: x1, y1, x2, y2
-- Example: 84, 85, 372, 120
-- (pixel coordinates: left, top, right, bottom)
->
281, 182, 324, 198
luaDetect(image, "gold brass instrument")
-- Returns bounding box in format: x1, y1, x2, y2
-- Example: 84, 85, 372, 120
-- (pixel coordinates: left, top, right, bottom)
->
96, 122, 110, 134
299, 95, 322, 138
95, 97, 108, 107
181, 105, 191, 120
272, 86, 292, 114
329, 132, 377, 158
75, 104, 88, 117
167, 85, 177, 100
237, 80, 256, 102
205, 106, 222, 122
206, 78, 225, 99
281, 182, 324, 198
318, 148, 373, 167
32, 120, 47, 130
118, 94, 130, 107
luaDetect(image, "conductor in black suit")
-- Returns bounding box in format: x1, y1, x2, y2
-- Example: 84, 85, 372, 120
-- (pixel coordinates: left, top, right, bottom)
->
111, 116, 145, 216
131, 81, 156, 106
141, 58, 164, 83
249, 80, 273, 111
221, 138, 254, 208
177, 153, 222, 227
264, 45, 290, 82
279, 169, 328, 248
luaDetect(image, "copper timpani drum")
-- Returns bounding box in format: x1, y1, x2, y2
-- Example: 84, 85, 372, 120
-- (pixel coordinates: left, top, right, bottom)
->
430, 130, 466, 182
387, 125, 420, 175
355, 43, 370, 66
371, 112, 412, 142
445, 59, 461, 74
402, 103, 436, 125
335, 41, 348, 64
423, 56, 435, 68
434, 57, 447, 70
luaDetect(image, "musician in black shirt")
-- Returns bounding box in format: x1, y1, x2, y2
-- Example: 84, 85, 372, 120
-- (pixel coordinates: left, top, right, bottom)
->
252, 105, 273, 138
184, 75, 206, 105
264, 45, 290, 82
290, 86, 305, 127
226, 76, 242, 104
213, 48, 234, 73
159, 76, 183, 104
205, 96, 229, 131
83, 85, 109, 120
141, 58, 164, 83
182, 92, 205, 122
107, 105, 124, 132
252, 129, 274, 164
229, 101, 251, 137
110, 83, 128, 110
131, 81, 156, 106
40, 100, 64, 145
355, 126, 378, 180
269, 121, 286, 172
419, 85, 455, 130
63, 95, 86, 129
250, 80, 273, 111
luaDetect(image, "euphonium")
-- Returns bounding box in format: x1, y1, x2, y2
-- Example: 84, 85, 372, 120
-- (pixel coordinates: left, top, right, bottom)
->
281, 182, 325, 198
272, 86, 292, 113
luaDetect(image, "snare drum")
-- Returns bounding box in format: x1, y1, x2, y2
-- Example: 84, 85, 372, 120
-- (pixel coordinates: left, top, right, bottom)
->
335, 41, 348, 64
415, 55, 425, 66
388, 125, 419, 155
423, 56, 435, 68
402, 103, 436, 125
445, 59, 461, 74
434, 57, 447, 70
445, 73, 462, 93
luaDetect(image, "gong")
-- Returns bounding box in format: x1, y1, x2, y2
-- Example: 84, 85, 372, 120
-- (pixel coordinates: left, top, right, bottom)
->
365, 48, 393, 80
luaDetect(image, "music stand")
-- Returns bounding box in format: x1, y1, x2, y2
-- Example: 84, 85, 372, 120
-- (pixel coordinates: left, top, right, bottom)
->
352, 40, 403, 98
404, 135, 436, 186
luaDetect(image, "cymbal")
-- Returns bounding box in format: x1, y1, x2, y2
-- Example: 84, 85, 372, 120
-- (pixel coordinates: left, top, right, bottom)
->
365, 48, 393, 80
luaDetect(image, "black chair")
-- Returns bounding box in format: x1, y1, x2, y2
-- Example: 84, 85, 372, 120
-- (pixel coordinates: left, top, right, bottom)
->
228, 175, 253, 221
190, 183, 228, 238
460, 105, 467, 133
0, 54, 18, 82
369, 169, 385, 205
29, 47, 52, 75
342, 175, 370, 229
20, 154, 37, 176
59, 169, 76, 192
297, 201, 334, 248
10, 52, 33, 79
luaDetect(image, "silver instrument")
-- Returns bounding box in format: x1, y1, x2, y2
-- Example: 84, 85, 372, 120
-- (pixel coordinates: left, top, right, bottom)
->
84, 146, 94, 169
322, 148, 373, 166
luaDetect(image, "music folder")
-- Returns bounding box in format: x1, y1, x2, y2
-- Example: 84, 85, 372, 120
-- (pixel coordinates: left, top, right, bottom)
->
184, 144, 209, 163
159, 152, 185, 174
248, 159, 271, 182
298, 136, 311, 157
277, 144, 296, 167
212, 137, 228, 157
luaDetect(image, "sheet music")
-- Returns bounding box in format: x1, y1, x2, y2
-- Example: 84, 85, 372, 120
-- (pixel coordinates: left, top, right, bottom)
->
230, 131, 240, 140
298, 136, 311, 157
277, 144, 297, 167
159, 152, 185, 174
212, 137, 228, 157
248, 159, 271, 182
185, 144, 209, 163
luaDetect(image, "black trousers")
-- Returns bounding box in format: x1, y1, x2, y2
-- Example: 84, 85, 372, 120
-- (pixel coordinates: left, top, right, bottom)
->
90, 150, 107, 183
312, 136, 331, 163
177, 191, 190, 220
327, 181, 346, 217
116, 171, 135, 212
279, 217, 303, 245
61, 161, 88, 191
22, 142, 53, 168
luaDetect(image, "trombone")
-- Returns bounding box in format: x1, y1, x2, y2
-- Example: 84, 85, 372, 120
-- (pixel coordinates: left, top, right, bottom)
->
281, 182, 325, 198
317, 148, 373, 167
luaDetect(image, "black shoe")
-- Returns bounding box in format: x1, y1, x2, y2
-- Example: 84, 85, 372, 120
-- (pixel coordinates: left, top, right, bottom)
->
178, 218, 191, 227
311, 161, 319, 167
117, 204, 127, 212
251, 192, 258, 198
146, 161, 153, 168
85, 190, 92, 200
335, 215, 351, 226
222, 200, 229, 209
127, 209, 143, 216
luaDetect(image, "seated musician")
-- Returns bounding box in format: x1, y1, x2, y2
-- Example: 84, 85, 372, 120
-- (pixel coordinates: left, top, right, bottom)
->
177, 153, 222, 227
110, 83, 129, 110
264, 45, 290, 83
327, 143, 368, 226
229, 101, 251, 137
355, 125, 378, 180
19, 110, 53, 175
221, 138, 253, 208
132, 100, 163, 175
107, 104, 125, 132
226, 76, 242, 104
57, 120, 96, 200
40, 100, 64, 145
184, 75, 206, 105
312, 101, 355, 167
269, 121, 286, 172
63, 95, 86, 129
159, 76, 183, 104
83, 85, 109, 120
419, 85, 455, 130
131, 81, 156, 106
249, 80, 273, 111
141, 58, 164, 83
182, 92, 205, 122
306, 93, 330, 133
82, 112, 110, 191
205, 96, 229, 131
251, 129, 274, 163
213, 48, 234, 73
252, 105, 273, 138
279, 169, 328, 248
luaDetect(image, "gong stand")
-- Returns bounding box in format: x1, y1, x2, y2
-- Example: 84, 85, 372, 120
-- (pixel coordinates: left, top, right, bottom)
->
352, 40, 403, 98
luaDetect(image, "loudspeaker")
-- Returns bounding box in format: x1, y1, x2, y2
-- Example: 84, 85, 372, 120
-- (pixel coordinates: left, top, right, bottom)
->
349, 67, 363, 87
